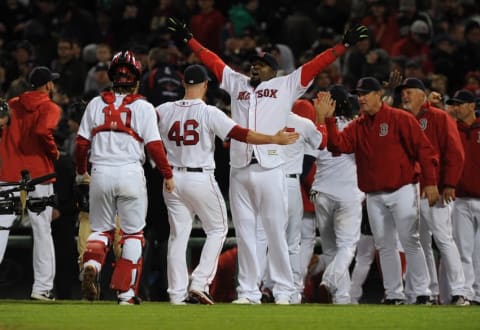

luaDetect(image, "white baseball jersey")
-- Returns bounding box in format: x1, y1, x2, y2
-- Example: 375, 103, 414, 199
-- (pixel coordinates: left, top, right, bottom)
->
312, 117, 364, 201
220, 66, 310, 168
283, 112, 324, 175
156, 99, 236, 168
78, 94, 160, 165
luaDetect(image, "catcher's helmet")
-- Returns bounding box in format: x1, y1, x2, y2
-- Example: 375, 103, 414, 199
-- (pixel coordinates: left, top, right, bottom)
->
108, 50, 142, 87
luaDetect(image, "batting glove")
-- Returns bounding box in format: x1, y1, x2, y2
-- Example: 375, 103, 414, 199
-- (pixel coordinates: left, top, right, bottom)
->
167, 17, 192, 43
342, 25, 369, 47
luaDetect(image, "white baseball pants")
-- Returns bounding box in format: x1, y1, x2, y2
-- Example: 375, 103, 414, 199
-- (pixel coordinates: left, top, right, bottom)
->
313, 193, 362, 304
350, 234, 376, 303
230, 164, 294, 303
367, 183, 431, 300
416, 199, 465, 298
452, 197, 480, 302
164, 170, 228, 303
0, 184, 55, 295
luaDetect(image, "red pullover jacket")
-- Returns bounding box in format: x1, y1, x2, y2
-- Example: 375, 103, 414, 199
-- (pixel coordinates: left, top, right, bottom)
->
326, 103, 438, 193
415, 103, 464, 190
0, 91, 60, 182
456, 118, 480, 198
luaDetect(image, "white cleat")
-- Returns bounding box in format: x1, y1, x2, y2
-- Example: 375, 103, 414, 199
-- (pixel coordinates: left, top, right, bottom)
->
232, 297, 261, 305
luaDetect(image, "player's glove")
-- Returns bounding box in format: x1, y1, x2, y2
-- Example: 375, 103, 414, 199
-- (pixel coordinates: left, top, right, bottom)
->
167, 17, 192, 43
342, 25, 369, 48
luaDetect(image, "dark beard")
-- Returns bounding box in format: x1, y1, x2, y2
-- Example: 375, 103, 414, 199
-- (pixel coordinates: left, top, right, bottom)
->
249, 79, 260, 88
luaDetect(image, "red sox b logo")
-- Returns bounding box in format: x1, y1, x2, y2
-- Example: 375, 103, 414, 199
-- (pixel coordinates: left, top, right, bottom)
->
379, 123, 389, 136
237, 89, 279, 100
419, 118, 428, 131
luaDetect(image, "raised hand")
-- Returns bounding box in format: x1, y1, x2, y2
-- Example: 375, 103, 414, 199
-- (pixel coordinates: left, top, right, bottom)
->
313, 92, 336, 123
167, 17, 192, 43
343, 25, 369, 47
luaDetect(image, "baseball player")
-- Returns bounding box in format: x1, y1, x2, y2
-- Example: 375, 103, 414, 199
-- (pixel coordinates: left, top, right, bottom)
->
314, 77, 439, 304
156, 64, 299, 305
75, 51, 174, 305
0, 67, 61, 301
257, 99, 327, 304
309, 85, 364, 304
168, 17, 368, 304
398, 78, 467, 305
449, 89, 480, 304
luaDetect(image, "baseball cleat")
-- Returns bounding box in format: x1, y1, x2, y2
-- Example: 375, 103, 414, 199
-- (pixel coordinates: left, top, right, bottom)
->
188, 290, 214, 305
451, 295, 470, 306
382, 298, 405, 305
30, 291, 55, 301
232, 297, 261, 305
261, 288, 274, 303
82, 265, 100, 301
118, 296, 141, 305
415, 295, 433, 305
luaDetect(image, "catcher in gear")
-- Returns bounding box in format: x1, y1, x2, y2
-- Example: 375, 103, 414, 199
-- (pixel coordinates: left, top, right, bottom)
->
76, 50, 174, 305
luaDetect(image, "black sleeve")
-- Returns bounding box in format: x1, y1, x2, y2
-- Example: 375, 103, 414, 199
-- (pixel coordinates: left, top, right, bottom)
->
300, 154, 316, 185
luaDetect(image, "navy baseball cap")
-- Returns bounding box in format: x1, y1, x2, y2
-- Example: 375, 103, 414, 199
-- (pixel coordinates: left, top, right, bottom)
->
250, 52, 278, 71
184, 64, 210, 85
353, 77, 381, 94
395, 77, 426, 93
29, 66, 60, 88
446, 89, 475, 105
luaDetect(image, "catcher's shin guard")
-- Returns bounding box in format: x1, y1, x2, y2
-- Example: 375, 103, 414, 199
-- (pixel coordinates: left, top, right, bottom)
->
110, 231, 144, 294
110, 257, 143, 293
82, 231, 114, 266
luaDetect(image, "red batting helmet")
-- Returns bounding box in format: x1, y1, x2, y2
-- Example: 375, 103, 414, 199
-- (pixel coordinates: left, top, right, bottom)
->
108, 50, 142, 87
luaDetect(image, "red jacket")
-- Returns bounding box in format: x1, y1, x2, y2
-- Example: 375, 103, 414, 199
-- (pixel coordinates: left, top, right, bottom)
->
326, 103, 438, 193
415, 103, 464, 190
456, 118, 480, 198
0, 91, 60, 182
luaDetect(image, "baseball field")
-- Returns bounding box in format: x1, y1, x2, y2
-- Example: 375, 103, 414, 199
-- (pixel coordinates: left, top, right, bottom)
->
1, 301, 479, 330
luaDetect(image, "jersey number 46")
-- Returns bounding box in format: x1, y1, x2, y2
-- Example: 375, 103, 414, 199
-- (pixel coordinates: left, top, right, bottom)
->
168, 119, 199, 146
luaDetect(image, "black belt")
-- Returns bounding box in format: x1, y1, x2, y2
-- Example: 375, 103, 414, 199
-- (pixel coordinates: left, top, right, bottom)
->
172, 167, 203, 172
287, 174, 299, 178
249, 157, 258, 165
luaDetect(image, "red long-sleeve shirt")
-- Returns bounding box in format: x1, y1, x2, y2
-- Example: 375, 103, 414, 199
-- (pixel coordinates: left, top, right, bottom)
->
0, 91, 60, 182
415, 104, 464, 190
456, 118, 480, 198
325, 103, 438, 193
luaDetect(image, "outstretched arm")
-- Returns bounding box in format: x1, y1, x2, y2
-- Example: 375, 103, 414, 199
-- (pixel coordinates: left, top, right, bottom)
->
227, 125, 299, 145
168, 17, 226, 82
300, 25, 369, 86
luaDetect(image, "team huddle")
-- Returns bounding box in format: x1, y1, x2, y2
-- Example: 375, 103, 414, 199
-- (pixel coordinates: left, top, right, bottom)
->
1, 17, 479, 306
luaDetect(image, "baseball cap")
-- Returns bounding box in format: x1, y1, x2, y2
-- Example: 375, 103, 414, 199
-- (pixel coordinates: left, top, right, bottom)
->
353, 77, 381, 94
184, 64, 210, 85
410, 20, 429, 36
446, 89, 475, 105
395, 77, 426, 93
28, 66, 60, 88
250, 52, 278, 71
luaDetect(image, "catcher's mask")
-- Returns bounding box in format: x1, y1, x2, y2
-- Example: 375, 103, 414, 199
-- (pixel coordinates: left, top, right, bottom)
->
108, 50, 142, 87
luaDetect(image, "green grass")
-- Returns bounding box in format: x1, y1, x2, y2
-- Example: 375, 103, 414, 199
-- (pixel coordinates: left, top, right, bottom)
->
0, 301, 479, 330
